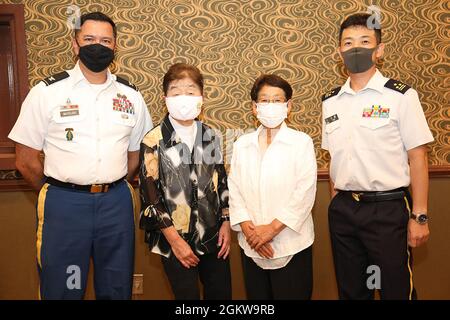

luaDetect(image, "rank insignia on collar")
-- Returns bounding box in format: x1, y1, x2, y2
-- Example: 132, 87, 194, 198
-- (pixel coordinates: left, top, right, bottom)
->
112, 93, 135, 114
42, 71, 69, 86
384, 79, 411, 94
362, 105, 390, 118
322, 87, 341, 101
65, 128, 74, 141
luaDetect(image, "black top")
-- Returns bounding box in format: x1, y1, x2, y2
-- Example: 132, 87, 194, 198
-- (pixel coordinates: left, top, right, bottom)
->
139, 115, 229, 257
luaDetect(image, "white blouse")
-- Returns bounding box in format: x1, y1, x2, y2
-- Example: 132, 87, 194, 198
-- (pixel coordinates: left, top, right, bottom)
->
228, 122, 317, 269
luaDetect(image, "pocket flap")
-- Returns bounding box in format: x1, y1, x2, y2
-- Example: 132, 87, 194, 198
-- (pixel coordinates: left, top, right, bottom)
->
325, 120, 341, 133
360, 117, 390, 130
111, 111, 136, 127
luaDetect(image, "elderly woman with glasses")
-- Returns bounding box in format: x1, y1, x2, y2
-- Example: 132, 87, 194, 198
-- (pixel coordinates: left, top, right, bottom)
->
228, 74, 317, 300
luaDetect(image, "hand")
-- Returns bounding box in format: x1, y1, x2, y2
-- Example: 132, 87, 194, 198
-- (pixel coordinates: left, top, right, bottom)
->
171, 237, 200, 268
217, 221, 231, 259
240, 221, 275, 258
331, 189, 339, 200
240, 220, 256, 239
246, 224, 277, 250
255, 243, 274, 259
408, 219, 430, 247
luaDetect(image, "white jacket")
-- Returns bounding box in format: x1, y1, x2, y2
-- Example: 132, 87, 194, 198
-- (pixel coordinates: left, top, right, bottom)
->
228, 123, 317, 269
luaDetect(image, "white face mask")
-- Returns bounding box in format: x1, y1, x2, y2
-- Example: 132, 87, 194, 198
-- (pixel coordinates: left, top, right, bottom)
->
165, 95, 203, 121
256, 102, 288, 128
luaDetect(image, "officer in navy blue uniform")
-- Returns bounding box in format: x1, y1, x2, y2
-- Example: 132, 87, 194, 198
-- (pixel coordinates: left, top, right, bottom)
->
9, 12, 152, 299
322, 13, 433, 300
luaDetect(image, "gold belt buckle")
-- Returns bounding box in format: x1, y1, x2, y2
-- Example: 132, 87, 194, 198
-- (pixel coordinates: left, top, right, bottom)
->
90, 184, 103, 193
352, 192, 361, 202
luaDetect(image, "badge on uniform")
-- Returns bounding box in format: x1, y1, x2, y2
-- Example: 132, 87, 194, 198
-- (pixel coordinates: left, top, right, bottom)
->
362, 105, 390, 118
325, 114, 339, 124
60, 98, 79, 117
112, 93, 135, 114
65, 128, 74, 141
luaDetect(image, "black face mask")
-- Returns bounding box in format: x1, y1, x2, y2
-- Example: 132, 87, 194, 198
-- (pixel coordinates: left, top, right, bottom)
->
341, 47, 377, 74
77, 42, 114, 73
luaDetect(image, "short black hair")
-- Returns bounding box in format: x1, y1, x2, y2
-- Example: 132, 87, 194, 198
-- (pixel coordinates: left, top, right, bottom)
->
74, 12, 117, 38
250, 74, 293, 101
339, 13, 381, 44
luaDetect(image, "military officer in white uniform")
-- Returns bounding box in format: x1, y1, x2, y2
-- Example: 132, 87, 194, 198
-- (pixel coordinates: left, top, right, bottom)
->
8, 12, 152, 299
322, 13, 434, 300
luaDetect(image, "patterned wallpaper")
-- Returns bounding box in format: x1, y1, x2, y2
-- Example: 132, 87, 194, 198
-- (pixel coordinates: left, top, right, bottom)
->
1, 0, 449, 171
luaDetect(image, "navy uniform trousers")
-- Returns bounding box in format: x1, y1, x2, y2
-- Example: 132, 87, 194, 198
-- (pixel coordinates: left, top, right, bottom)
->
328, 188, 417, 300
36, 180, 135, 300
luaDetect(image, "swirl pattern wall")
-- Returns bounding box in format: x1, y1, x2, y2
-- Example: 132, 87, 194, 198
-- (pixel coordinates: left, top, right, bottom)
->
2, 0, 449, 169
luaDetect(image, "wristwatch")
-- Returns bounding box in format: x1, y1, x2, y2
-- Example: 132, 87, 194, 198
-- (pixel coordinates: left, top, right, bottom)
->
410, 212, 429, 225
221, 208, 230, 222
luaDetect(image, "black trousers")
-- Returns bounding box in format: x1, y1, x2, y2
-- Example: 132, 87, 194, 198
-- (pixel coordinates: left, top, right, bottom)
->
241, 246, 313, 300
328, 190, 416, 300
161, 251, 231, 300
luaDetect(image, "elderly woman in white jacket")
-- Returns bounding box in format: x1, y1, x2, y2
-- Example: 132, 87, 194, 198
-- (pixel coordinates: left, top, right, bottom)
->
228, 74, 317, 300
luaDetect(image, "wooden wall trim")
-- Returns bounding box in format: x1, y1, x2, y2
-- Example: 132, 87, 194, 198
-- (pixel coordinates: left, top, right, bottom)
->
0, 178, 28, 192
1, 165, 448, 192
318, 165, 450, 181
428, 165, 450, 177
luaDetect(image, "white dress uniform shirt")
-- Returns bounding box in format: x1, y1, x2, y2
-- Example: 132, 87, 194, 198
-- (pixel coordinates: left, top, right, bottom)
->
229, 122, 317, 269
321, 69, 434, 192
8, 62, 153, 185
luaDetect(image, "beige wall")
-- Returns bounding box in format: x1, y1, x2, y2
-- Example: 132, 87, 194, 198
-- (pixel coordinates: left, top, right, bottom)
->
1, 178, 449, 300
